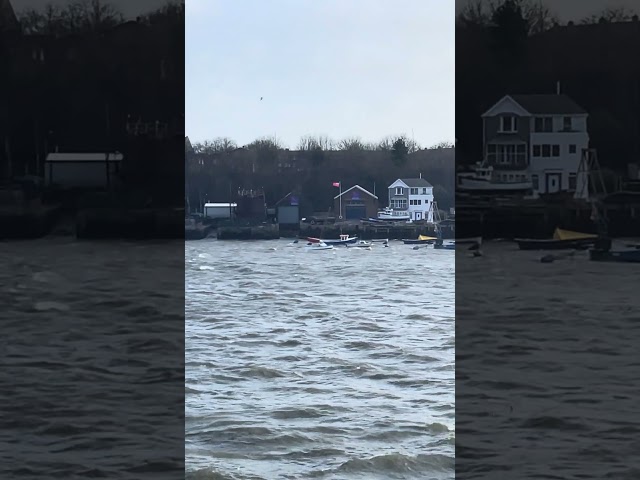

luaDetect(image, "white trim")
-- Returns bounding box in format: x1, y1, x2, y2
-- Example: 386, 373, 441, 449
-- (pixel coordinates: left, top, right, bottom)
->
334, 184, 378, 200
481, 95, 530, 117
388, 179, 410, 189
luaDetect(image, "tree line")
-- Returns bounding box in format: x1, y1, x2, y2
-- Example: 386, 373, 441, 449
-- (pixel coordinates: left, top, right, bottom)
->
186, 135, 455, 215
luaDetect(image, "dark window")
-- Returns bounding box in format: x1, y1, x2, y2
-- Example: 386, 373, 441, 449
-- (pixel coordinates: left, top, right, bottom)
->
534, 117, 553, 132
501, 116, 517, 132
542, 145, 551, 157
533, 145, 541, 157
569, 174, 577, 190
563, 117, 572, 130
569, 144, 577, 154
552, 145, 560, 157
532, 175, 539, 189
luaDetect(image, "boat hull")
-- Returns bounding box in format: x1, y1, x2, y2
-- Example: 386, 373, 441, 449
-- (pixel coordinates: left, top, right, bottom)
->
515, 238, 596, 250
457, 177, 532, 192
402, 239, 433, 245
589, 248, 640, 263
306, 236, 358, 245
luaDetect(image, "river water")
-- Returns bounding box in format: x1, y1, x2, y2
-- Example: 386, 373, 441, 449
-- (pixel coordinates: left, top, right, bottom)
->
456, 240, 640, 479
186, 239, 455, 480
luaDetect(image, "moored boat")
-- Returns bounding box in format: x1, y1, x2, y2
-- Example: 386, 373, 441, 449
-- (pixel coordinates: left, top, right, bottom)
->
377, 207, 411, 221
306, 234, 358, 245
515, 228, 598, 250
589, 248, 640, 263
433, 241, 455, 250
403, 235, 436, 245
346, 240, 372, 248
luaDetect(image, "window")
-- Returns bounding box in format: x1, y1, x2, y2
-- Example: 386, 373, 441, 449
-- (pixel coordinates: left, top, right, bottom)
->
532, 174, 539, 189
569, 144, 577, 154
552, 145, 560, 157
563, 117, 572, 131
422, 188, 427, 194
569, 173, 577, 191
534, 117, 553, 132
395, 187, 403, 195
487, 143, 526, 166
391, 199, 407, 209
542, 145, 551, 157
500, 116, 517, 132
410, 188, 418, 195
418, 199, 422, 205
533, 145, 541, 157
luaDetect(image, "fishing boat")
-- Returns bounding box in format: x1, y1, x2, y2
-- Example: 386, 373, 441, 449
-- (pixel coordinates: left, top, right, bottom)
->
457, 163, 532, 193
402, 235, 436, 245
515, 228, 598, 250
306, 234, 358, 245
305, 241, 334, 251
346, 240, 372, 249
377, 207, 411, 221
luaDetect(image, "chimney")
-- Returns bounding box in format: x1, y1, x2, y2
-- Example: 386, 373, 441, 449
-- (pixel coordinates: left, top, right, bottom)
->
556, 81, 561, 95
419, 172, 422, 179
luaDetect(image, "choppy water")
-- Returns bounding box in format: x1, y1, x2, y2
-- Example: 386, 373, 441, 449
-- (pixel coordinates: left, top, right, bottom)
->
0, 239, 185, 478
186, 239, 455, 480
456, 240, 640, 479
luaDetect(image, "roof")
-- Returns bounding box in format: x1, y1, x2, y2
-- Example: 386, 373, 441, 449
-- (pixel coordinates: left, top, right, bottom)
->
0, 0, 18, 32
396, 178, 433, 188
334, 185, 378, 200
46, 153, 124, 162
509, 94, 587, 115
204, 203, 237, 208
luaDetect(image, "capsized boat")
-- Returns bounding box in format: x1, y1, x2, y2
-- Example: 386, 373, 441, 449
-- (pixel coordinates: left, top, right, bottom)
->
403, 235, 436, 245
515, 228, 598, 250
345, 240, 372, 248
305, 241, 334, 251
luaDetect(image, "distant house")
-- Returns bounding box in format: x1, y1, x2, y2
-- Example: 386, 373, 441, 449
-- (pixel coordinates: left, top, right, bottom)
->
481, 93, 589, 198
387, 178, 434, 222
334, 185, 378, 220
45, 152, 123, 189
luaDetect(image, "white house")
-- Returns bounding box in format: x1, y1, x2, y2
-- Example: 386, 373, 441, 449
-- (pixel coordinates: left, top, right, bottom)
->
387, 177, 434, 222
481, 93, 589, 199
204, 203, 236, 219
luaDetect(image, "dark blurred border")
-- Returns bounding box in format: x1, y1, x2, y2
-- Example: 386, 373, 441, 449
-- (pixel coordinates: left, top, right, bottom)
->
456, 0, 640, 477
1, 1, 185, 478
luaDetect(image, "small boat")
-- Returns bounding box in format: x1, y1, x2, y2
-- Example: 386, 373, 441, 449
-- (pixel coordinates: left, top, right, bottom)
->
589, 248, 640, 263
433, 241, 455, 250
305, 241, 334, 251
306, 234, 358, 246
403, 235, 436, 245
377, 207, 411, 221
346, 240, 372, 248
515, 228, 598, 251
370, 238, 389, 244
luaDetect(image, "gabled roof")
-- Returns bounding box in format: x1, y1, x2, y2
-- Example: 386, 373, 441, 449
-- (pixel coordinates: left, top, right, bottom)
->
0, 0, 18, 32
484, 94, 587, 116
390, 178, 433, 188
334, 184, 378, 200
510, 94, 587, 114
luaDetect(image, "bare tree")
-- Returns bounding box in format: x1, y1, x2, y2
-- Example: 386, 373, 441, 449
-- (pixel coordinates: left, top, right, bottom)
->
522, 1, 559, 34
430, 141, 455, 149
457, 0, 558, 34
581, 6, 638, 24
376, 135, 395, 151
18, 0, 123, 34
337, 137, 365, 151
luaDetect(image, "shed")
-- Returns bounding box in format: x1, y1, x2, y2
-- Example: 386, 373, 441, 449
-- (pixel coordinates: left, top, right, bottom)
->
45, 152, 123, 189
333, 185, 378, 220
204, 203, 237, 219
275, 191, 302, 225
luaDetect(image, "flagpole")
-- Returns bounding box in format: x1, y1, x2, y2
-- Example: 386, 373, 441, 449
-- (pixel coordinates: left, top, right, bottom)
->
339, 181, 342, 219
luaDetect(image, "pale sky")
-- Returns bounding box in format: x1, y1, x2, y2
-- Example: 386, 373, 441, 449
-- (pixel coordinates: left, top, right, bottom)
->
186, 0, 454, 148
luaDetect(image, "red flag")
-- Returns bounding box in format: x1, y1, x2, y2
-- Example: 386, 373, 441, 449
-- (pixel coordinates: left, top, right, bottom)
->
332, 182, 340, 187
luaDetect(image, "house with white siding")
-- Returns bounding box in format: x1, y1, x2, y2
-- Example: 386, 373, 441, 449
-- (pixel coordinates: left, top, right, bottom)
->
387, 177, 435, 222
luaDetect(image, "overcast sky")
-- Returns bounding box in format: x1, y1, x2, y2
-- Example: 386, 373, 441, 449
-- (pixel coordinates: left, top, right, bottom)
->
186, 0, 454, 148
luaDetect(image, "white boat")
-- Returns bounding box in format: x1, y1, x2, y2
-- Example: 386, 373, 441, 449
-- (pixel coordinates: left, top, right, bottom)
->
345, 240, 372, 248
305, 241, 334, 251
457, 164, 532, 192
377, 207, 411, 221
370, 238, 389, 244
